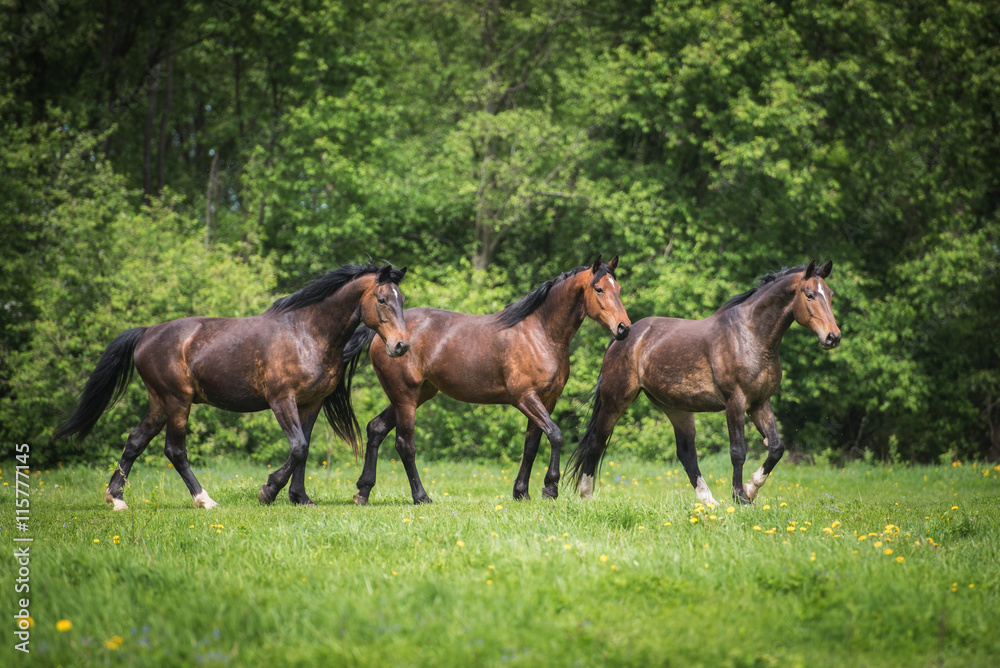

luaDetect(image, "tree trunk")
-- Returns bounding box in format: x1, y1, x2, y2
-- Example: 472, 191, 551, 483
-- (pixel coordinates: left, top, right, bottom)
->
156, 44, 174, 195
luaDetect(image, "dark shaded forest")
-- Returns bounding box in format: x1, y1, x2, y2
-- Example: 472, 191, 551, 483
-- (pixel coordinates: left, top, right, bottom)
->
3, 0, 998, 466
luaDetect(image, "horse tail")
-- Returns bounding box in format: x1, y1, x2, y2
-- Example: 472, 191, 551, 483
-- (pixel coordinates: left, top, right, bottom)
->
53, 327, 148, 442
567, 370, 608, 486
324, 325, 378, 458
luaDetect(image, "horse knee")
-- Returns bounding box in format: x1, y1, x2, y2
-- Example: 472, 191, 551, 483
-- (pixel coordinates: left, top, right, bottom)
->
367, 417, 390, 445
394, 436, 415, 461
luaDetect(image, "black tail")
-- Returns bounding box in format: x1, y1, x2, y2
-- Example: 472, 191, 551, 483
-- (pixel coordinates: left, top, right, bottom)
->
325, 325, 378, 458
567, 371, 608, 486
53, 327, 148, 442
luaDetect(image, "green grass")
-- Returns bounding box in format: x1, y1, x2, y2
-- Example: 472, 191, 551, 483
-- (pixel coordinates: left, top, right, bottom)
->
3, 453, 999, 667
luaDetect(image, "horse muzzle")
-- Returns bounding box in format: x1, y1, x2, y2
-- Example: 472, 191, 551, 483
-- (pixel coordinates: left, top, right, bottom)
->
386, 340, 411, 358
821, 331, 841, 350
613, 322, 631, 341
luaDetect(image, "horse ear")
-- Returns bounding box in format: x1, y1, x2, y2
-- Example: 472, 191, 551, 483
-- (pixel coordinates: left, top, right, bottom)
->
377, 264, 393, 284
397, 266, 408, 282
590, 255, 603, 273
803, 260, 817, 279
608, 254, 619, 272
819, 260, 833, 278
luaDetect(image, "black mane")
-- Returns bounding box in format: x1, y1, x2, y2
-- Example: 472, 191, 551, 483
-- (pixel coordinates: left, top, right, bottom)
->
496, 263, 614, 328
267, 263, 404, 314
717, 265, 806, 312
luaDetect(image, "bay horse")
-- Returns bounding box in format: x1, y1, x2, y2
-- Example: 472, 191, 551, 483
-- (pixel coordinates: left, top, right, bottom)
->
54, 263, 410, 510
567, 260, 841, 505
345, 255, 632, 505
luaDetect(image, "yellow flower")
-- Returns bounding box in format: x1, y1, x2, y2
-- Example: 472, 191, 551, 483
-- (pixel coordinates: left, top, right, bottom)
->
456, 540, 465, 547
831, 520, 841, 528
753, 525, 762, 531
874, 541, 883, 548
491, 531, 499, 538
487, 579, 494, 585
951, 506, 959, 510
56, 620, 72, 632
726, 506, 735, 514
599, 555, 609, 562
883, 548, 893, 555
810, 552, 816, 562
689, 517, 699, 524
563, 544, 572, 550
495, 504, 504, 511
104, 635, 123, 650
762, 504, 771, 510
895, 556, 905, 563
779, 502, 788, 507
858, 535, 868, 541
93, 538, 100, 543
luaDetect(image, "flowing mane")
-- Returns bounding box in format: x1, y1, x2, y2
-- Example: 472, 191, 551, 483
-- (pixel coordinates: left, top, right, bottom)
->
495, 263, 615, 328
267, 263, 405, 314
716, 266, 805, 312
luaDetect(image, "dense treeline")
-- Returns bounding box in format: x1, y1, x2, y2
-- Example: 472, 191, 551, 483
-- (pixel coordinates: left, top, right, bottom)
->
2, 0, 998, 467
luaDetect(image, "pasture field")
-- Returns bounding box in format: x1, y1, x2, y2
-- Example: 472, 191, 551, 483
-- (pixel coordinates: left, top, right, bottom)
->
2, 453, 999, 667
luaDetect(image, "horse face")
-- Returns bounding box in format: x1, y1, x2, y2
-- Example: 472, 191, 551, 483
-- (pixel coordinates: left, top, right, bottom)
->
792, 260, 841, 350
361, 270, 410, 358
584, 255, 631, 341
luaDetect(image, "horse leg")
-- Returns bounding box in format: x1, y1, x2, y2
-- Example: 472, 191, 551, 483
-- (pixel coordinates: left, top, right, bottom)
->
743, 400, 784, 501
660, 408, 713, 505
513, 394, 562, 500
394, 397, 433, 505
576, 376, 639, 499
162, 397, 217, 509
259, 395, 309, 505
354, 406, 396, 505
105, 400, 166, 510
725, 394, 752, 505
288, 403, 322, 506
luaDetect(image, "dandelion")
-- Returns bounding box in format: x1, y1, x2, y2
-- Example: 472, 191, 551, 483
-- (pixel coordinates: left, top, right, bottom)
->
113, 535, 120, 544
762, 504, 771, 510
951, 506, 958, 511
883, 548, 893, 555
858, 535, 868, 541
895, 556, 905, 563
495, 504, 504, 511
56, 620, 72, 632
779, 502, 787, 507
810, 552, 816, 562
611, 565, 618, 571
456, 540, 465, 547
491, 531, 499, 538
403, 518, 410, 523
831, 520, 841, 529
599, 555, 609, 562
689, 517, 699, 524
753, 525, 762, 531
93, 538, 100, 543
487, 580, 494, 585
104, 635, 123, 650
564, 544, 572, 550
874, 541, 883, 548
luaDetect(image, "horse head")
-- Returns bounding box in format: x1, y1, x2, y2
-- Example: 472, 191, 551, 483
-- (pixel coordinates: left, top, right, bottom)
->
583, 254, 631, 341
792, 260, 841, 350
361, 265, 410, 357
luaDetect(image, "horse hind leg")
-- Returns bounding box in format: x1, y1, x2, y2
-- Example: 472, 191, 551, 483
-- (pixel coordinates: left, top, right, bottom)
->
105, 405, 166, 511
162, 397, 217, 509
743, 401, 783, 502
576, 374, 638, 499
287, 404, 322, 506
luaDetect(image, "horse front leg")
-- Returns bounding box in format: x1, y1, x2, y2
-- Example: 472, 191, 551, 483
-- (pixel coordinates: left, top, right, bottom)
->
105, 405, 166, 511
287, 404, 322, 506
354, 406, 395, 505
259, 395, 309, 505
513, 394, 563, 501
725, 395, 752, 505
744, 400, 784, 502
162, 396, 218, 509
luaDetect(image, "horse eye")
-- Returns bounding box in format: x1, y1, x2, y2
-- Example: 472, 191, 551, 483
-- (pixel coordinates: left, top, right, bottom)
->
377, 297, 387, 305
805, 291, 815, 300
594, 287, 604, 294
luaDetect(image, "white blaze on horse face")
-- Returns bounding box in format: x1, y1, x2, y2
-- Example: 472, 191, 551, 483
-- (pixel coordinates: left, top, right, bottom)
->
193, 489, 219, 509
694, 476, 718, 506
743, 466, 769, 501
580, 474, 595, 499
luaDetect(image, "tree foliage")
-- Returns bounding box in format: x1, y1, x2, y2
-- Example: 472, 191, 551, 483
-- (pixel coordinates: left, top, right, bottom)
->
2, 0, 998, 465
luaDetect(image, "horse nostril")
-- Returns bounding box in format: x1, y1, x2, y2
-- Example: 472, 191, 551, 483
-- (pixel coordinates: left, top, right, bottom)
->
617, 323, 630, 339
395, 342, 410, 356
826, 332, 841, 347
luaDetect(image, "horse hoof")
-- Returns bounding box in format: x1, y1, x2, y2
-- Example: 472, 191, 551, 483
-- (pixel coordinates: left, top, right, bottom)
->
413, 495, 433, 505
290, 496, 316, 506
259, 485, 276, 505
732, 488, 753, 506
193, 490, 219, 509
353, 493, 369, 506
542, 486, 558, 500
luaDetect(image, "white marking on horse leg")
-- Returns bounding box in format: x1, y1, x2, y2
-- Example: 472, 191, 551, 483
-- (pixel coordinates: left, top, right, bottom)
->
743, 466, 769, 501
105, 488, 130, 511
192, 490, 219, 509
694, 476, 718, 506
580, 474, 594, 499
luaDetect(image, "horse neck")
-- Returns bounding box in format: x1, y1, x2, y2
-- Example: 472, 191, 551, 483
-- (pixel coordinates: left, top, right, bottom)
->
298, 277, 369, 350
738, 276, 797, 353
531, 274, 587, 348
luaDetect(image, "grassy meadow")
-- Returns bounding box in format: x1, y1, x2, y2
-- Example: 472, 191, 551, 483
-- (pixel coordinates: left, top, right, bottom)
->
3, 452, 999, 667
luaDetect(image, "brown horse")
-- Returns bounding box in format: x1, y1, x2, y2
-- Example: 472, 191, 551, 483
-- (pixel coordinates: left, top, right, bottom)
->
567, 261, 840, 505
54, 263, 409, 510
345, 256, 632, 504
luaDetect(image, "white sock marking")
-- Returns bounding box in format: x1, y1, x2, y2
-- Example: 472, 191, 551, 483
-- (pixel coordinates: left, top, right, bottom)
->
694, 476, 718, 506
580, 474, 595, 499
193, 490, 219, 509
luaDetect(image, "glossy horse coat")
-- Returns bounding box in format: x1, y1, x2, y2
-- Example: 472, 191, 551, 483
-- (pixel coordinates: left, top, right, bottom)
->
54, 263, 409, 509
568, 261, 840, 505
346, 256, 631, 504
